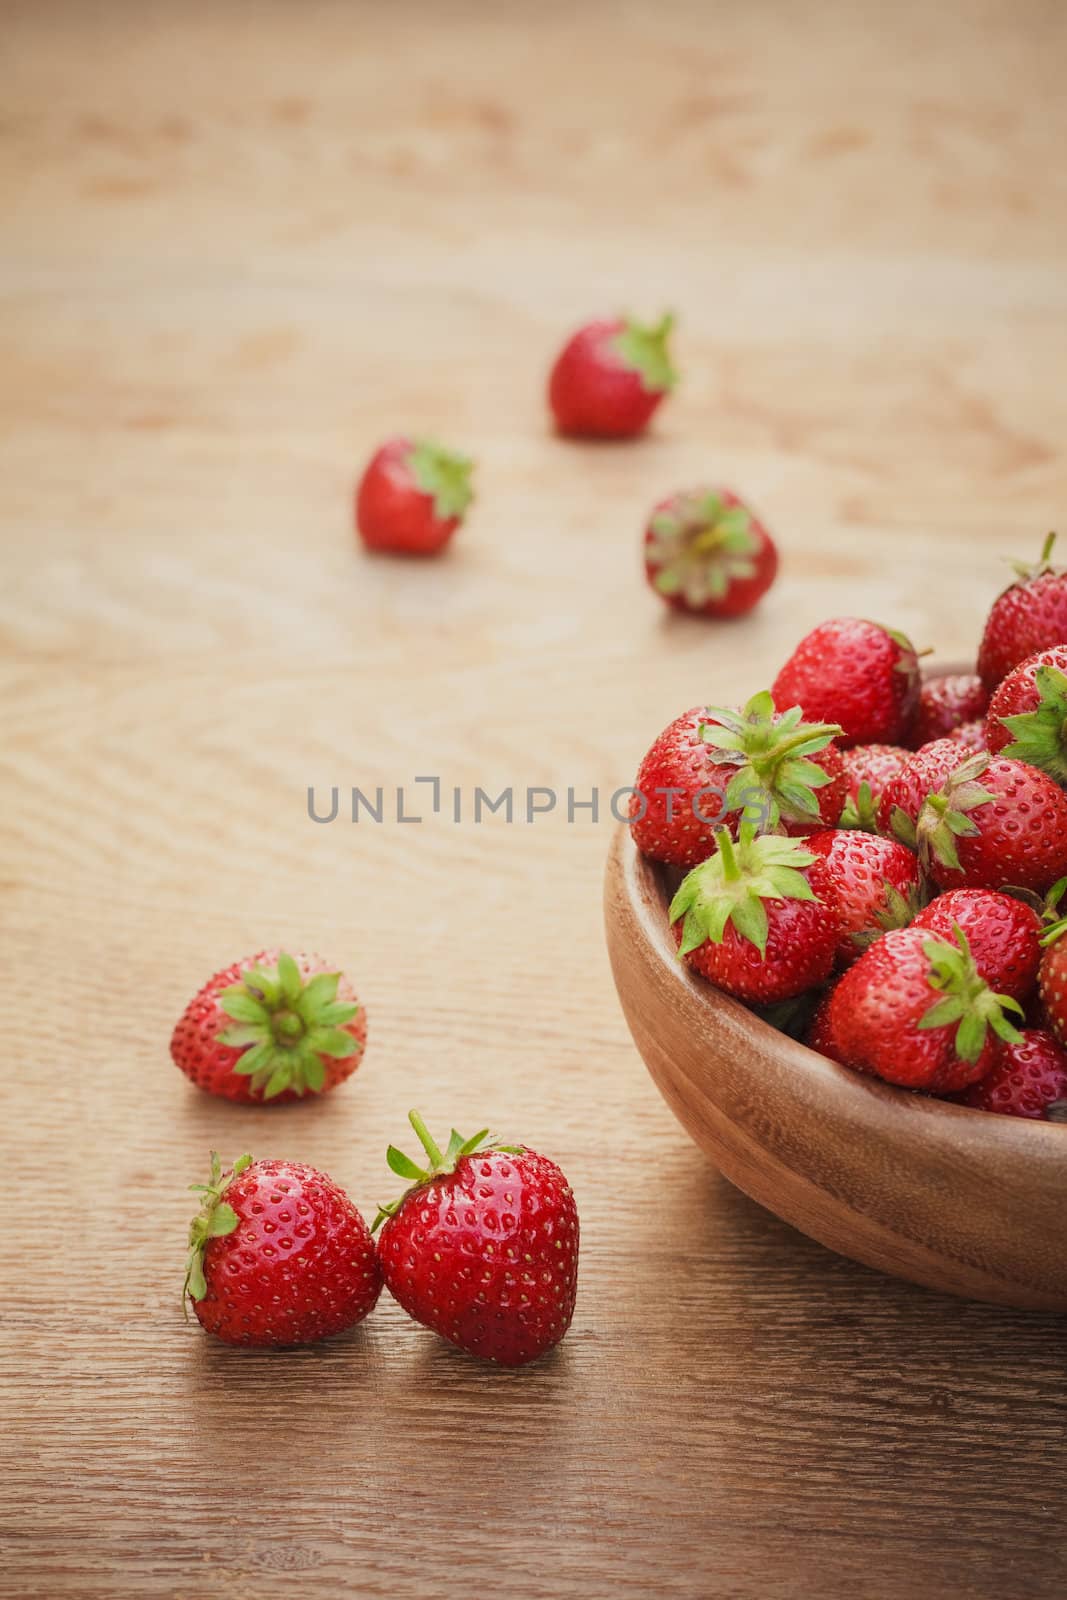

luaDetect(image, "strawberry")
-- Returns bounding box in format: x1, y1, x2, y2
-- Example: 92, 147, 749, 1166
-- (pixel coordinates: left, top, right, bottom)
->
953, 1030, 1067, 1120
876, 737, 973, 836
977, 532, 1067, 690
985, 646, 1067, 783
549, 313, 676, 438
669, 826, 839, 1003
943, 719, 987, 755
912, 888, 1041, 1001
771, 618, 922, 747
1037, 887, 1067, 1048
806, 828, 924, 968
909, 673, 988, 748
356, 436, 474, 555
171, 950, 365, 1103
838, 744, 912, 831
805, 986, 847, 1063
184, 1153, 382, 1347
644, 489, 778, 618
374, 1113, 578, 1368
894, 752, 1067, 894
629, 693, 845, 865
828, 925, 1024, 1092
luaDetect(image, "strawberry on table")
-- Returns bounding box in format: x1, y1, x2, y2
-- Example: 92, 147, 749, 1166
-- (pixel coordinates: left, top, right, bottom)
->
356, 436, 474, 555
374, 1113, 578, 1368
171, 950, 365, 1103
548, 313, 677, 439
909, 673, 989, 748
838, 744, 913, 831
629, 693, 845, 866
893, 752, 1067, 894
806, 828, 925, 968
985, 646, 1067, 782
828, 925, 1024, 1093
977, 532, 1067, 690
771, 618, 922, 747
952, 1030, 1067, 1121
643, 488, 778, 618
912, 888, 1042, 1001
669, 825, 839, 1003
184, 1153, 382, 1347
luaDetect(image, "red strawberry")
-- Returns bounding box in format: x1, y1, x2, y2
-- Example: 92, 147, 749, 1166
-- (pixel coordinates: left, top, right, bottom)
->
806, 828, 924, 968
805, 986, 847, 1063
629, 693, 845, 865
356, 436, 474, 555
943, 719, 987, 755
954, 1031, 1067, 1121
772, 618, 922, 747
1037, 889, 1067, 1048
895, 752, 1067, 894
985, 646, 1067, 783
977, 532, 1067, 690
839, 744, 912, 831
375, 1113, 578, 1368
912, 888, 1041, 1001
828, 925, 1023, 1092
669, 826, 839, 1003
171, 950, 365, 1103
644, 489, 778, 618
876, 737, 969, 836
549, 313, 676, 439
909, 673, 988, 748
184, 1153, 382, 1347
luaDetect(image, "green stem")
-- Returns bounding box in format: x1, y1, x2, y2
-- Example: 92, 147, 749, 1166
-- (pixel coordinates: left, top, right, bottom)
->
717, 829, 740, 882
750, 721, 842, 773
408, 1110, 443, 1169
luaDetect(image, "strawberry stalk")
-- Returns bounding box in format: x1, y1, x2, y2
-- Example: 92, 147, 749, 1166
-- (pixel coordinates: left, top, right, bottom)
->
372, 1111, 523, 1233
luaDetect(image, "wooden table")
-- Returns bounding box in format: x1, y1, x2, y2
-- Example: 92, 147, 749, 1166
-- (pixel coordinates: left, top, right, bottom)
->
2, 3, 1065, 1595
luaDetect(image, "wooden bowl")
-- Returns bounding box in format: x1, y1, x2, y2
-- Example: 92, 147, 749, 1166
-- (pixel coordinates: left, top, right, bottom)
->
605, 825, 1067, 1310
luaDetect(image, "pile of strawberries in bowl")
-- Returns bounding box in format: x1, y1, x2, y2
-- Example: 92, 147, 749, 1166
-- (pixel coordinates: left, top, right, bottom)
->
628, 534, 1067, 1122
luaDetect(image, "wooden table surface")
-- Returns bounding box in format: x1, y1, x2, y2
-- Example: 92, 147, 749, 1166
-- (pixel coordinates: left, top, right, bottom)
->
2, 2, 1065, 1596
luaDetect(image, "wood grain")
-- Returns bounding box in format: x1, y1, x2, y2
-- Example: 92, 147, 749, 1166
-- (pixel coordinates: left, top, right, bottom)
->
1, 2, 1066, 1596
605, 825, 1067, 1309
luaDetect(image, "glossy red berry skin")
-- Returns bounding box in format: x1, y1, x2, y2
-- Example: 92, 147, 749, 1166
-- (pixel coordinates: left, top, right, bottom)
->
170, 950, 366, 1104
805, 986, 847, 1064
978, 557, 1067, 691
772, 619, 921, 748
909, 674, 989, 748
829, 927, 999, 1093
923, 758, 1067, 895
986, 645, 1067, 755
1038, 939, 1067, 1049
356, 438, 464, 555
943, 719, 987, 755
841, 745, 912, 806
549, 319, 669, 439
806, 829, 922, 969
954, 1031, 1067, 1120
194, 1161, 382, 1347
673, 857, 839, 1004
912, 889, 1041, 1002
378, 1150, 579, 1368
876, 738, 969, 836
629, 707, 845, 866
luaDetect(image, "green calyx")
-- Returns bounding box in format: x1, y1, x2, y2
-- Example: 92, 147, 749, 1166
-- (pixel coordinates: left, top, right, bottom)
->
183, 1151, 250, 1310
371, 1110, 523, 1233
1008, 530, 1058, 583
849, 879, 928, 956
669, 822, 823, 959
699, 691, 843, 831
216, 952, 361, 1099
612, 312, 678, 394
894, 753, 995, 874
1038, 877, 1067, 948
999, 664, 1067, 784
840, 780, 880, 833
648, 491, 759, 607
917, 925, 1024, 1065
407, 439, 475, 521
